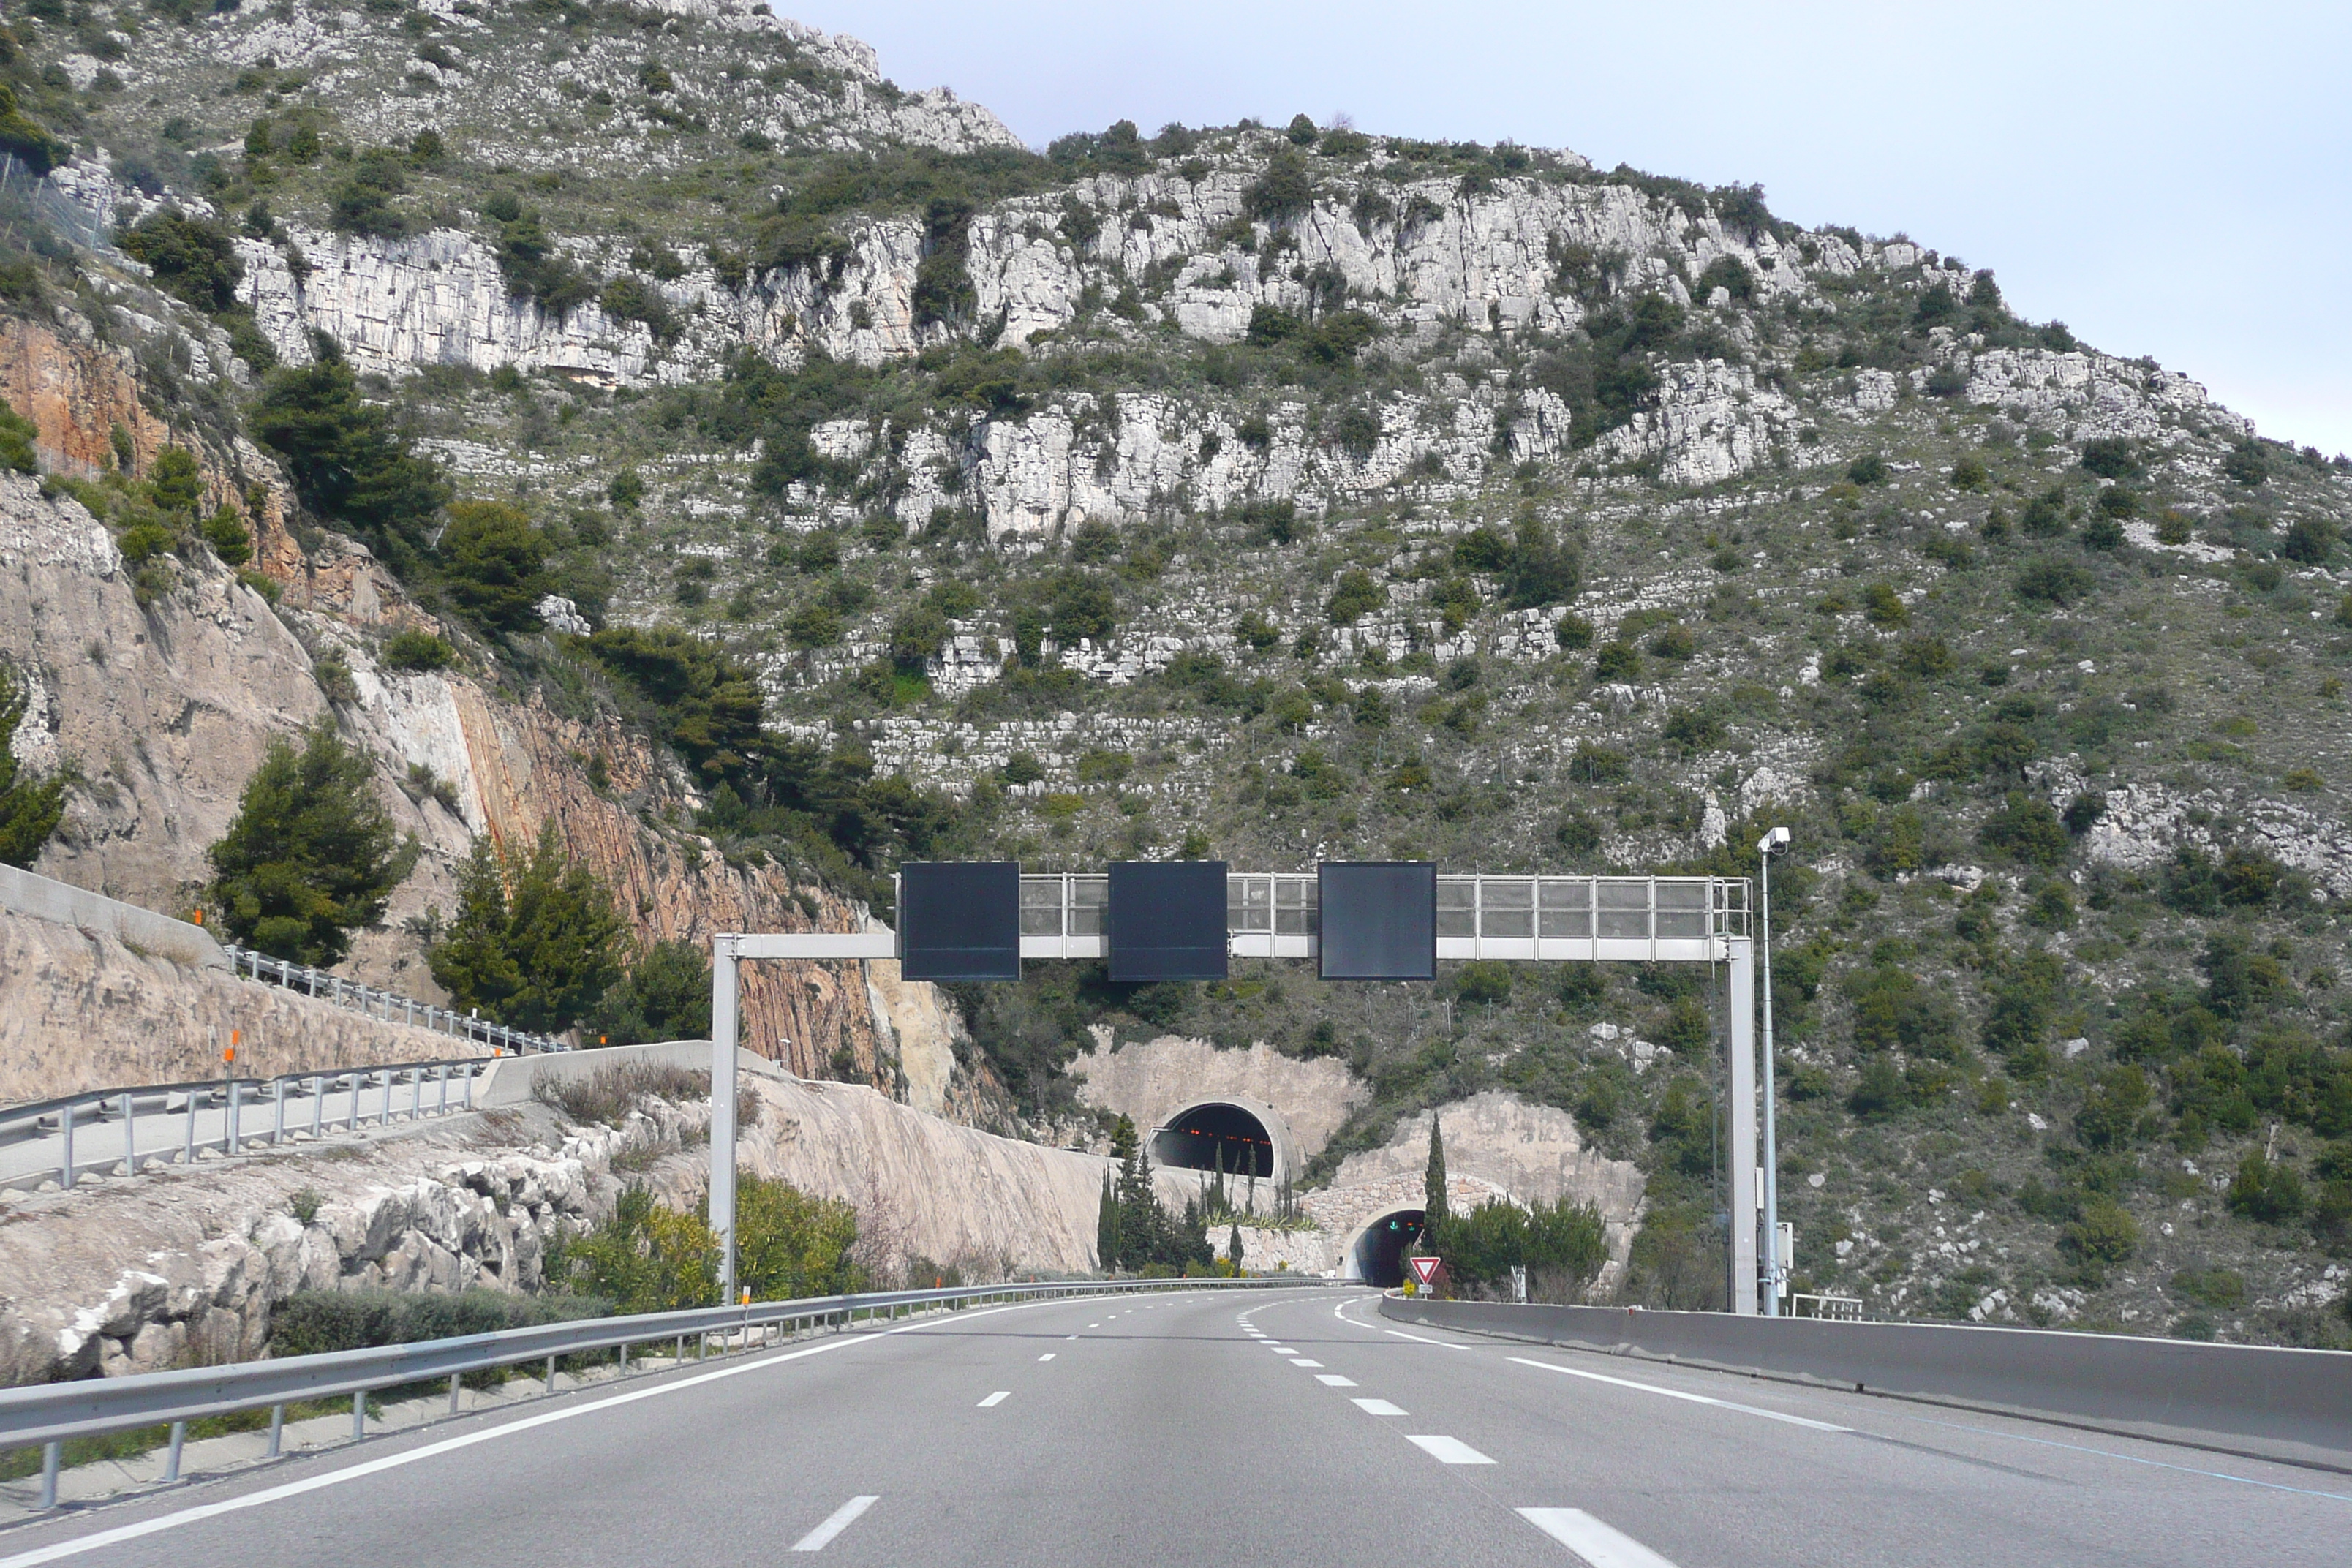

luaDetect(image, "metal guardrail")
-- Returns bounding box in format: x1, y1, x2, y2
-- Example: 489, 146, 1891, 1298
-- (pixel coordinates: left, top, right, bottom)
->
1789, 1293, 1866, 1322
0, 1058, 494, 1197
1, 1275, 1316, 1509
220, 944, 569, 1057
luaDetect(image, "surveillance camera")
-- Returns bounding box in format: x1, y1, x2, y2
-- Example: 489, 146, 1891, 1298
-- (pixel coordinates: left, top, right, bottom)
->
1758, 826, 1790, 854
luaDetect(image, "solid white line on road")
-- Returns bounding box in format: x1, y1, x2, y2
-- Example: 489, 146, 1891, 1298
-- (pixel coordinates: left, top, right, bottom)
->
1353, 1398, 1408, 1417
1509, 1358, 1849, 1433
977, 1391, 1010, 1408
790, 1496, 879, 1553
1517, 1508, 1677, 1567
1385, 1329, 1469, 1350
1406, 1435, 1494, 1465
1289, 1359, 1324, 1368
0, 1297, 1052, 1568
1316, 1374, 1357, 1387
1037, 1353, 1055, 1362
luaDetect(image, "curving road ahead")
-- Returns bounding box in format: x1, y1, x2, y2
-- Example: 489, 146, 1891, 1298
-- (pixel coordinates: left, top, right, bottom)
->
2, 1286, 2343, 1567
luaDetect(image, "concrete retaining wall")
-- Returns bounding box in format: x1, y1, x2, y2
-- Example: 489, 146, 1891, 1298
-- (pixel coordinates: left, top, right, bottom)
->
1381, 1294, 2352, 1472
0, 862, 224, 970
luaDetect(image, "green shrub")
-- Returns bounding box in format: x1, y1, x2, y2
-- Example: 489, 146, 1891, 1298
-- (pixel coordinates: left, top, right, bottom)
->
0, 659, 67, 870
1693, 255, 1754, 302
1242, 148, 1313, 224
1846, 453, 1888, 485
2015, 557, 2095, 605
1949, 455, 1988, 490
1324, 568, 1384, 625
0, 400, 36, 475
2225, 1153, 2306, 1224
1592, 642, 1640, 682
270, 1289, 609, 1358
200, 508, 253, 565
2221, 440, 2268, 486
2078, 437, 2138, 479
382, 629, 456, 671
1979, 791, 2069, 867
2059, 1199, 2140, 1270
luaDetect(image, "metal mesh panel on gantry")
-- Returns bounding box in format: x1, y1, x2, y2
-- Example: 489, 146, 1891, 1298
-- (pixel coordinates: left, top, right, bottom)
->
1107, 860, 1229, 981
897, 862, 1021, 981
1318, 862, 1437, 980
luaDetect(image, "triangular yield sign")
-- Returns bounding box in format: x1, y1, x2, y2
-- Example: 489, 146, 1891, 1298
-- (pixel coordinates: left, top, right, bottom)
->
1409, 1255, 1441, 1284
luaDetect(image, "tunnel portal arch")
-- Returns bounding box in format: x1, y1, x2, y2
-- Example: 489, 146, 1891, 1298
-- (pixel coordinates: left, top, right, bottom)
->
1148, 1098, 1294, 1185
1343, 1207, 1428, 1287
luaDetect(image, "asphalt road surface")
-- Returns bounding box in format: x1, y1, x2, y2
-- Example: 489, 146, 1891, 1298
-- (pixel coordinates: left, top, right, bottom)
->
3, 1286, 2344, 1567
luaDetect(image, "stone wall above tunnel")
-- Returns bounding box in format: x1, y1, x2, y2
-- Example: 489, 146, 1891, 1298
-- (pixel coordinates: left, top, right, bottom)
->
1067, 1029, 1370, 1161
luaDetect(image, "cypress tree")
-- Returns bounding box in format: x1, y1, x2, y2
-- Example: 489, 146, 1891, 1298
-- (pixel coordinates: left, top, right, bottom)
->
1423, 1113, 1450, 1250
1096, 1171, 1120, 1274
1226, 1224, 1244, 1270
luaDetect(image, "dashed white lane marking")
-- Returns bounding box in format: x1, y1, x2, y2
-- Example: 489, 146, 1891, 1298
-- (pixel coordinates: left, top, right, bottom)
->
790, 1496, 879, 1553
1385, 1328, 1469, 1350
1517, 1508, 1678, 1567
1316, 1374, 1357, 1387
1508, 1357, 1849, 1433
1353, 1398, 1408, 1417
0, 1299, 1051, 1568
1406, 1435, 1494, 1465
1289, 1359, 1324, 1368
1037, 1353, 1055, 1362
1066, 1335, 1077, 1341
1088, 1323, 1101, 1329
977, 1391, 1010, 1408
1267, 1347, 1297, 1355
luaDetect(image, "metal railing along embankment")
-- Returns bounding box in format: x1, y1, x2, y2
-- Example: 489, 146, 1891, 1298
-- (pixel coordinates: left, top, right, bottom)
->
0, 1058, 494, 1197
219, 944, 568, 1057
0, 1275, 1320, 1509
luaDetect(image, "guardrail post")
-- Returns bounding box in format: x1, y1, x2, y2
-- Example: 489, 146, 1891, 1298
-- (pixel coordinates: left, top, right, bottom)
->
545, 1354, 557, 1394
449, 1373, 461, 1414
437, 1063, 449, 1114
273, 1078, 287, 1145
381, 1070, 393, 1126
164, 1420, 185, 1482
37, 1441, 59, 1510
267, 1403, 284, 1458
183, 1090, 197, 1166
121, 1090, 135, 1176
227, 1079, 240, 1156
349, 1070, 362, 1131
311, 1074, 323, 1139
351, 1390, 366, 1440
59, 1098, 74, 1190
410, 1068, 421, 1120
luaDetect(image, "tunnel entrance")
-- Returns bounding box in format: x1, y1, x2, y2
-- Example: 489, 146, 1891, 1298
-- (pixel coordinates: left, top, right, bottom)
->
1352, 1209, 1427, 1287
1149, 1102, 1277, 1179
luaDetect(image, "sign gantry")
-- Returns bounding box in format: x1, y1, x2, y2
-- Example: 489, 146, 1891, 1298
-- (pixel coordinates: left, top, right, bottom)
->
710, 863, 1765, 1314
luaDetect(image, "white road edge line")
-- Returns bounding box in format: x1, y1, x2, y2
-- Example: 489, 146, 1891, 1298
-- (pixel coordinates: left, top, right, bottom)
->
791, 1495, 879, 1553
977, 1391, 1010, 1408
1385, 1329, 1469, 1350
1508, 1357, 1849, 1433
0, 1298, 1049, 1568
1518, 1507, 1678, 1567
1405, 1434, 1494, 1465
1353, 1398, 1408, 1417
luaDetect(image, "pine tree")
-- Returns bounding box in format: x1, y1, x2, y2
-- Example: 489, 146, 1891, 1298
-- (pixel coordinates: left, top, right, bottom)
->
1423, 1113, 1450, 1251
428, 822, 625, 1033
207, 719, 419, 963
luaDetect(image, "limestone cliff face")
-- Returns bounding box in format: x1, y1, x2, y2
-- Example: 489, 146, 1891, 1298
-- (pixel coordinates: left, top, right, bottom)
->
0, 350, 1002, 1119
0, 908, 486, 1105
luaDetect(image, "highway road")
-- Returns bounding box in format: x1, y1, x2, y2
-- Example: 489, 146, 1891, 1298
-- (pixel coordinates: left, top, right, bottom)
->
1, 1286, 2344, 1567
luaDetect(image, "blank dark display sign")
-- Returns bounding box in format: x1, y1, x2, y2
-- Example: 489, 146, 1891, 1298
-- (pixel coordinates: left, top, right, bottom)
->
1319, 862, 1437, 981
897, 862, 1021, 982
1107, 861, 1229, 981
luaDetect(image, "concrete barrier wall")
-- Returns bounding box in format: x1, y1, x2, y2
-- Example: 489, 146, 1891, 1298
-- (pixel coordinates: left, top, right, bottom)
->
0, 861, 224, 968
1381, 1294, 2352, 1472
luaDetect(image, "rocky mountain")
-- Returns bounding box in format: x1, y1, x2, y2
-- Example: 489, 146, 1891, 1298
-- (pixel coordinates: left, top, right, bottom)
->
3, 0, 2351, 1342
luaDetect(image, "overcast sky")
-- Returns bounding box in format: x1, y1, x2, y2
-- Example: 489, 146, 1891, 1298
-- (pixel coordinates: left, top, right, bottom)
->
812, 1, 2351, 455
